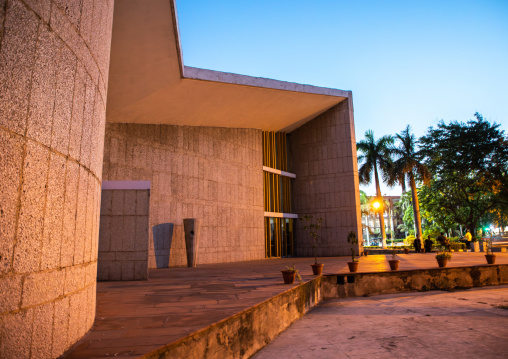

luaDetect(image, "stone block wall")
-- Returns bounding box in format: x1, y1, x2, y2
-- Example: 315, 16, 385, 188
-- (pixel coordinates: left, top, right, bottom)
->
0, 0, 113, 357
289, 96, 363, 256
98, 189, 150, 280
102, 124, 265, 267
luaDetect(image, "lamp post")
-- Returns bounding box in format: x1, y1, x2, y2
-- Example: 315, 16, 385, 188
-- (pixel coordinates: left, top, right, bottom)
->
371, 199, 387, 248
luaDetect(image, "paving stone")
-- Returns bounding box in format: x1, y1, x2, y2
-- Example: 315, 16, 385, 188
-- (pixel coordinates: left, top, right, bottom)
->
65, 254, 508, 358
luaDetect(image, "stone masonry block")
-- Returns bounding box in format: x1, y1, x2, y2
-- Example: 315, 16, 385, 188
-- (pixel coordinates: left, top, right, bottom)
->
64, 265, 86, 295
52, 296, 70, 357
0, 130, 23, 274
0, 274, 22, 313
134, 260, 148, 280
0, 0, 39, 135
27, 23, 58, 147
84, 174, 95, 263
135, 216, 149, 251
74, 166, 88, 265
31, 302, 54, 359
53, 0, 83, 29
41, 153, 66, 270
136, 189, 149, 215
67, 291, 81, 345
109, 261, 122, 280
121, 261, 135, 280
61, 160, 79, 267
68, 63, 86, 161
97, 260, 110, 281
22, 268, 64, 308
122, 216, 136, 251
14, 141, 49, 274
80, 75, 95, 168
98, 215, 111, 252
101, 189, 112, 215
111, 190, 124, 215
0, 307, 34, 358
124, 190, 137, 215
52, 44, 77, 155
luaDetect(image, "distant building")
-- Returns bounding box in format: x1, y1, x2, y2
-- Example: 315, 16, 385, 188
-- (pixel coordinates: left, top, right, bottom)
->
362, 196, 405, 245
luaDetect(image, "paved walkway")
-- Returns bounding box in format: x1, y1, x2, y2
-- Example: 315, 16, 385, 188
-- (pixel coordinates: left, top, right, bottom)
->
253, 285, 508, 359
64, 253, 508, 358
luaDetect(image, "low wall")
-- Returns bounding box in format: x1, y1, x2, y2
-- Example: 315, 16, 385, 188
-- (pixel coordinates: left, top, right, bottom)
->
98, 187, 150, 280
143, 277, 323, 359
141, 264, 508, 359
321, 264, 508, 299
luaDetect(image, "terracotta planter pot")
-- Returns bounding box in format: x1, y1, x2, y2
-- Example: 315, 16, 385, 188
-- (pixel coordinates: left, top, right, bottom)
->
485, 254, 496, 264
281, 270, 296, 284
311, 263, 324, 275
403, 248, 409, 254
347, 261, 359, 273
437, 258, 448, 268
388, 259, 400, 271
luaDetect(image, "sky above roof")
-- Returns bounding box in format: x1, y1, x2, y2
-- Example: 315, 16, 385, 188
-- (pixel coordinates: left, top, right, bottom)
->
176, 0, 508, 195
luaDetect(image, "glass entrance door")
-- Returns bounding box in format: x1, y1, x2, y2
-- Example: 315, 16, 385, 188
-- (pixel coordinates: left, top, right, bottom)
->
265, 217, 294, 258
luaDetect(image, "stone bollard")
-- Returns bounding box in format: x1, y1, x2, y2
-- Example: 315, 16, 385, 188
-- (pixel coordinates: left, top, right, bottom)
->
184, 218, 200, 267
152, 223, 174, 268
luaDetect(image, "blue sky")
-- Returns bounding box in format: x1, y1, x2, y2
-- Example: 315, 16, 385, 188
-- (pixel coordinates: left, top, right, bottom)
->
176, 0, 508, 195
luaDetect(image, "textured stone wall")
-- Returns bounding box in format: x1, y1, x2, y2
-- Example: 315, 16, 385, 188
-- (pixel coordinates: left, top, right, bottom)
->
98, 189, 149, 280
102, 124, 265, 267
290, 97, 363, 257
0, 0, 113, 357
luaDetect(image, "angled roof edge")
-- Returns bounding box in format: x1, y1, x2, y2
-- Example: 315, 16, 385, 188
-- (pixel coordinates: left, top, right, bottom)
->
170, 0, 350, 99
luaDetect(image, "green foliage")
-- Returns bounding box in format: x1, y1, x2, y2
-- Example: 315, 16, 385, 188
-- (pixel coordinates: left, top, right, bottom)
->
405, 235, 416, 247
388, 126, 430, 238
347, 231, 359, 262
303, 215, 324, 264
419, 113, 508, 240
435, 252, 452, 260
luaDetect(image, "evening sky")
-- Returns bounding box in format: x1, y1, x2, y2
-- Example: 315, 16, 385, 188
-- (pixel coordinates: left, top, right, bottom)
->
177, 0, 508, 195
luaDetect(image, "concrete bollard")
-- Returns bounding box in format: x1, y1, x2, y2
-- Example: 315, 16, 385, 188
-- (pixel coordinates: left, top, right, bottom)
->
184, 218, 200, 267
152, 223, 174, 268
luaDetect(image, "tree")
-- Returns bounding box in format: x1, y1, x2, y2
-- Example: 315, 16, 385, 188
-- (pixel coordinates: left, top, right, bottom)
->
419, 113, 508, 240
389, 126, 430, 240
357, 130, 394, 248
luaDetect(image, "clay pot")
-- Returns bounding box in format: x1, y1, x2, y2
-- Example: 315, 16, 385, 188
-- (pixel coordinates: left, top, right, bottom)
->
347, 261, 359, 272
364, 250, 369, 256
281, 270, 296, 284
437, 258, 448, 268
388, 259, 400, 271
403, 248, 409, 254
311, 263, 324, 275
485, 254, 496, 264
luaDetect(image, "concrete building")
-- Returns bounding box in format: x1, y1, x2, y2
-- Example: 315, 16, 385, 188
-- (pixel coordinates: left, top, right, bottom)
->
0, 0, 361, 357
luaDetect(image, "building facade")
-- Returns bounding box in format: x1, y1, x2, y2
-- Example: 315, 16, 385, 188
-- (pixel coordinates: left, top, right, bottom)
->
0, 0, 362, 357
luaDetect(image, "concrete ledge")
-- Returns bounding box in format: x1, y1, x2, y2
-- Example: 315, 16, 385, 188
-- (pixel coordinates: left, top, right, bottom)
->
322, 264, 508, 299
143, 277, 323, 359
142, 264, 508, 359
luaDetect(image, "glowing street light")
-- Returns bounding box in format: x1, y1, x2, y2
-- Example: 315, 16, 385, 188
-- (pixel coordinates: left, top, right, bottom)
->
372, 201, 381, 210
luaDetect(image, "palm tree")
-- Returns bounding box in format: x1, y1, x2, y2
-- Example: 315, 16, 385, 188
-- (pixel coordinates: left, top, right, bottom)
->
389, 125, 430, 242
357, 130, 394, 248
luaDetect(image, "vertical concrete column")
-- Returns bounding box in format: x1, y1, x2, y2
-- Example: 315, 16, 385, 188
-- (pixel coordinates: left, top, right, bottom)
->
184, 218, 200, 267
290, 95, 363, 256
0, 0, 114, 357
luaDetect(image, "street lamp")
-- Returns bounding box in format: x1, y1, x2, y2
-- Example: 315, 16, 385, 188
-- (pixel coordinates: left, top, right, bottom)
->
372, 200, 381, 210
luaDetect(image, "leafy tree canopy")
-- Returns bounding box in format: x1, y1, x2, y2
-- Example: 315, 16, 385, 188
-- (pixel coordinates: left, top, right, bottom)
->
418, 113, 508, 237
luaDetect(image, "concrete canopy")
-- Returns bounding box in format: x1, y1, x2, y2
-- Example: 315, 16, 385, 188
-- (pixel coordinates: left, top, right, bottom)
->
106, 0, 350, 132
